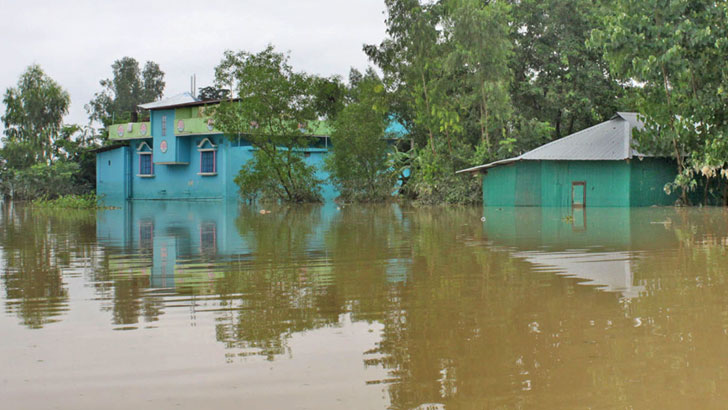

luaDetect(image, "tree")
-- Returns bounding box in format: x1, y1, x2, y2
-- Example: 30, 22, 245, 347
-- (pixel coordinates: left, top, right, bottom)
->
2, 64, 70, 164
325, 69, 396, 202
312, 75, 346, 121
510, 0, 623, 140
86, 57, 165, 128
197, 86, 230, 101
591, 0, 728, 204
365, 0, 445, 156
213, 45, 322, 203
364, 0, 544, 203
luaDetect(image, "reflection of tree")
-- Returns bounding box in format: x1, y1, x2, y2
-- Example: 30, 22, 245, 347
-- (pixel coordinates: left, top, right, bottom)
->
323, 205, 408, 323
212, 205, 339, 359
213, 266, 339, 360
91, 240, 163, 327
0, 204, 96, 328
234, 204, 323, 266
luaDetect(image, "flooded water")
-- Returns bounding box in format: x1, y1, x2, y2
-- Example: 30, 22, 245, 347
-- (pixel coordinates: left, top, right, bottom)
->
2, 201, 728, 409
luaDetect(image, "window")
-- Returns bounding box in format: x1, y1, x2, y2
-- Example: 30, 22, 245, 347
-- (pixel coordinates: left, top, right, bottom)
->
161, 115, 167, 136
137, 141, 154, 177
200, 151, 216, 173
139, 153, 153, 176
197, 138, 217, 175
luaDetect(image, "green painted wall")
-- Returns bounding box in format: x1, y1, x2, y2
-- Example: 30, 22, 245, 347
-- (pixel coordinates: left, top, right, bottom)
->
514, 160, 542, 206
482, 164, 517, 206
482, 159, 676, 207
629, 158, 679, 206
540, 161, 631, 207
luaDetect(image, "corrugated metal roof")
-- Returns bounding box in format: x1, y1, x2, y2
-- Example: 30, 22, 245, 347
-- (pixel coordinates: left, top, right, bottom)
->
457, 112, 644, 174
138, 92, 199, 110
614, 112, 644, 131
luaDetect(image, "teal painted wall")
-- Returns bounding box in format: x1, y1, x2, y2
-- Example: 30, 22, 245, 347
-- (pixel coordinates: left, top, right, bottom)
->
482, 164, 517, 206
151, 109, 177, 163
629, 158, 679, 206
514, 161, 542, 206
97, 146, 130, 201
98, 135, 338, 201
540, 161, 631, 207
482, 159, 675, 207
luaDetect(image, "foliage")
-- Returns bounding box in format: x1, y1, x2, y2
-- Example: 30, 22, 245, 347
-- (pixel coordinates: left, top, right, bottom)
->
312, 75, 347, 120
214, 45, 322, 203
510, 0, 623, 140
86, 57, 165, 128
325, 69, 397, 202
52, 125, 100, 191
197, 86, 230, 101
392, 140, 483, 204
1, 66, 99, 200
0, 161, 82, 200
365, 0, 552, 203
591, 0, 728, 204
32, 193, 104, 210
2, 64, 70, 164
234, 149, 321, 203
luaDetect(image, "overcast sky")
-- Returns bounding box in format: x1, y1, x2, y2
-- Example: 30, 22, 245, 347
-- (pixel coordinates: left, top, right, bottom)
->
0, 0, 387, 130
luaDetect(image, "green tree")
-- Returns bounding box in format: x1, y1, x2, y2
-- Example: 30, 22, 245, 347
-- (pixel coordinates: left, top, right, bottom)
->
86, 57, 165, 128
591, 0, 728, 203
197, 86, 230, 101
325, 69, 396, 202
365, 0, 541, 203
213, 45, 322, 203
312, 75, 346, 120
2, 64, 70, 164
511, 0, 623, 140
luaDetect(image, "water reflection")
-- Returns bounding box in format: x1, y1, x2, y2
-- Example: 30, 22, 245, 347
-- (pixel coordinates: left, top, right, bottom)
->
480, 207, 684, 299
0, 202, 96, 328
2, 201, 728, 409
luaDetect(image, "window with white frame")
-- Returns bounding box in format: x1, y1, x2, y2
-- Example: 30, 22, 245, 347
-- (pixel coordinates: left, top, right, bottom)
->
137, 142, 154, 176
197, 138, 217, 175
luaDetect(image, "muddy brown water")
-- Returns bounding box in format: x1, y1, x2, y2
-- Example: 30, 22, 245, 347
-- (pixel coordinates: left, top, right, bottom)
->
1, 201, 728, 409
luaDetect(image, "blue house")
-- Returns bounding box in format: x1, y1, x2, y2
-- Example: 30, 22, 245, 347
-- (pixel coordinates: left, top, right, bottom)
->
96, 93, 339, 201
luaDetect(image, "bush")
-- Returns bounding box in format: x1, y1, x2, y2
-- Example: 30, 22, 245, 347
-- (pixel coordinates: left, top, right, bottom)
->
394, 140, 483, 205
234, 149, 322, 203
0, 161, 85, 200
32, 193, 103, 209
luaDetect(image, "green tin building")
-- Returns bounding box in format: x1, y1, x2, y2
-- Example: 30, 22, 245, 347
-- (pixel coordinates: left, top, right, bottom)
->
458, 113, 679, 207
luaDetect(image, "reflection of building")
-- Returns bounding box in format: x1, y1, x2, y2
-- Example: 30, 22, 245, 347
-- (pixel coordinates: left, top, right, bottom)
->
96, 200, 351, 291
97, 201, 241, 291
482, 207, 680, 298
515, 251, 644, 298
458, 113, 679, 207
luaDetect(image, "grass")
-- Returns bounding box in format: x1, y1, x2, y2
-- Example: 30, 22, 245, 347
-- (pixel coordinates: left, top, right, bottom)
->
32, 193, 108, 210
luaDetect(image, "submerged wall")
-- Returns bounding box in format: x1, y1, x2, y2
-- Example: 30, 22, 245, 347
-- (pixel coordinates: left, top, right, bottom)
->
97, 146, 131, 201
482, 159, 677, 207
629, 158, 679, 206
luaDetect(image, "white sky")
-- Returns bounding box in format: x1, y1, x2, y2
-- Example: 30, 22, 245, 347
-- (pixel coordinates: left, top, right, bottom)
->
0, 0, 387, 130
